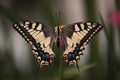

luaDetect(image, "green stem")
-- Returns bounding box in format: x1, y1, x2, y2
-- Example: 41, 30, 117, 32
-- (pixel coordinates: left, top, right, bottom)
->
58, 49, 64, 80
115, 0, 120, 72
107, 25, 117, 80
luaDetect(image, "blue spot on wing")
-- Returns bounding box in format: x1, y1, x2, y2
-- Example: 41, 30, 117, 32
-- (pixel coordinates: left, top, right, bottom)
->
35, 43, 50, 61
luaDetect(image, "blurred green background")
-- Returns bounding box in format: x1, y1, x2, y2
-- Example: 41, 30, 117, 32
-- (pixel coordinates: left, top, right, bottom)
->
0, 0, 120, 80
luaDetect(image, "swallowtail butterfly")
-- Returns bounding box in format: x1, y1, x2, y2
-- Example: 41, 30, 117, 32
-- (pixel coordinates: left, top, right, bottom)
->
13, 20, 103, 68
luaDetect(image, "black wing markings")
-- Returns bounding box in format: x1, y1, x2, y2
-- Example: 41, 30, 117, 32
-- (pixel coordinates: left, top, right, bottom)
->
62, 22, 103, 64
13, 20, 55, 68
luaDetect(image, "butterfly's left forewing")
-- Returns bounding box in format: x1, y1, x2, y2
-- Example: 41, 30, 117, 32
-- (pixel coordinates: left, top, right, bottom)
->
61, 22, 103, 64
13, 20, 55, 67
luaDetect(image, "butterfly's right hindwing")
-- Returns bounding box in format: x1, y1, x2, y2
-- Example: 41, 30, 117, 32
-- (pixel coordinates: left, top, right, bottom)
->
13, 20, 55, 67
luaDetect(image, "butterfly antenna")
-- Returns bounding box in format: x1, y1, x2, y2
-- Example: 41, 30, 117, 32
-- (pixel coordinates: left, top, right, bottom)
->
53, 11, 57, 50
55, 11, 58, 27
56, 11, 61, 48
58, 11, 61, 27
56, 11, 61, 36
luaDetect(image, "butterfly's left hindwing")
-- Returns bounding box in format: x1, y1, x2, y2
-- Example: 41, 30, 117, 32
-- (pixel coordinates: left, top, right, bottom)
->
62, 22, 103, 64
13, 20, 55, 67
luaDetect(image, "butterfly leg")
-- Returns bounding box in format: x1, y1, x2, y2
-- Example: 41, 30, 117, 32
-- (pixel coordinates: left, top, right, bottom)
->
76, 60, 80, 72
37, 60, 42, 71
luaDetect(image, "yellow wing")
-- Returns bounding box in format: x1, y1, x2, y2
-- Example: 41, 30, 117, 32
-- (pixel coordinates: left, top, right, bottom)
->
62, 22, 103, 64
13, 20, 55, 67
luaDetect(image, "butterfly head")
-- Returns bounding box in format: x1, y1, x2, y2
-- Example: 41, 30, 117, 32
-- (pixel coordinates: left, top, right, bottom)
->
54, 25, 65, 33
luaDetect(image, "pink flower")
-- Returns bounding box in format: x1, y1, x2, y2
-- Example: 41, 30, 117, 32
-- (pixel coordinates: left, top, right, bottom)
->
109, 11, 120, 25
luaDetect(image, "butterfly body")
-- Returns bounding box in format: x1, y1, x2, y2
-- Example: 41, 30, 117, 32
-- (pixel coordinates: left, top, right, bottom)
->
13, 20, 103, 68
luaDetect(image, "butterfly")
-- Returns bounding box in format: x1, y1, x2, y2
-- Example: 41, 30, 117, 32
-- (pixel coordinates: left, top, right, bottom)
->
13, 20, 103, 69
